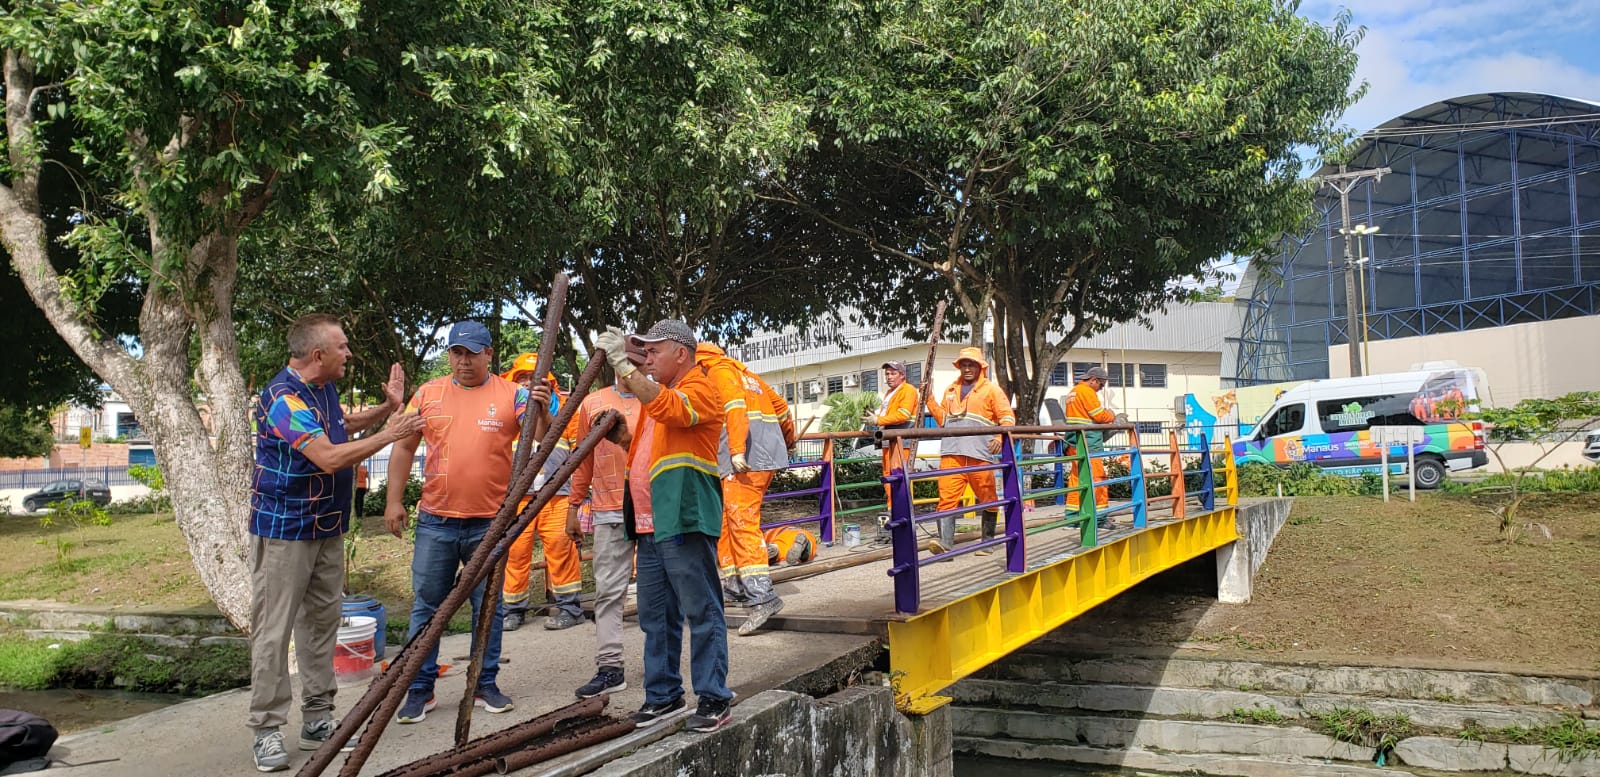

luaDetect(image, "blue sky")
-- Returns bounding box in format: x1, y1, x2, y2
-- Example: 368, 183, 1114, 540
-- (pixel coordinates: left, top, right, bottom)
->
1300, 0, 1600, 131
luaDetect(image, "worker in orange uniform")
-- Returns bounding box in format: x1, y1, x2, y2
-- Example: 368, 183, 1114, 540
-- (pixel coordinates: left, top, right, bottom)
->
499, 353, 585, 632
924, 347, 1015, 556
1063, 366, 1117, 512
563, 340, 646, 699
698, 343, 796, 636
865, 360, 920, 509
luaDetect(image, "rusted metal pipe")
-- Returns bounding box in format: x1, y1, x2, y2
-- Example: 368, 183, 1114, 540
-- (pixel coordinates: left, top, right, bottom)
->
510, 273, 569, 484
298, 358, 610, 777
371, 697, 606, 777
336, 407, 618, 777
493, 717, 637, 775
455, 558, 508, 745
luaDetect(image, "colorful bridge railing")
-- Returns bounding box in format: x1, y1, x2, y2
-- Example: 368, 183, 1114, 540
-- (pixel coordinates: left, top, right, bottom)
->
757, 425, 1237, 616
876, 424, 1236, 614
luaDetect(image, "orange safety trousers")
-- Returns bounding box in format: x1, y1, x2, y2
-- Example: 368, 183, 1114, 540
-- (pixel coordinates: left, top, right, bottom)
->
880, 445, 912, 507
1065, 450, 1110, 509
504, 498, 582, 606
935, 455, 998, 514
718, 469, 773, 581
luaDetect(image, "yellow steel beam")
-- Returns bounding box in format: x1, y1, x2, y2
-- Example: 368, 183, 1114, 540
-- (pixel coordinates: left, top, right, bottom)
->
887, 507, 1239, 714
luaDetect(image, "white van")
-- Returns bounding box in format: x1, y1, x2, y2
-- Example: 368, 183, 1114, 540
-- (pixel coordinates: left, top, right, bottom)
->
1232, 368, 1489, 489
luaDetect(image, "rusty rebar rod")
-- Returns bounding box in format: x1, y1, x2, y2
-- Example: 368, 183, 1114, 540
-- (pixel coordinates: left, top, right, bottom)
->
460, 274, 570, 745
296, 356, 609, 777
336, 407, 617, 777
372, 697, 606, 777
492, 717, 637, 776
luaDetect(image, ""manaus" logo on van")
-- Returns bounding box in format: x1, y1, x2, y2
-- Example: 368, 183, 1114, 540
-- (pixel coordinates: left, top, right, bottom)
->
1331, 401, 1375, 427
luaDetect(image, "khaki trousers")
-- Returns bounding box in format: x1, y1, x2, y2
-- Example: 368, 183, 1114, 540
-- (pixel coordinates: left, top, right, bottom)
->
245, 534, 344, 732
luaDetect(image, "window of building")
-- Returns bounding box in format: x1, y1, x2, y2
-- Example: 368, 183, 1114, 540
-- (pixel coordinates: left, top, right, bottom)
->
803, 380, 821, 402
860, 370, 878, 393
905, 362, 922, 386
1139, 364, 1168, 389
826, 375, 844, 395
1072, 362, 1093, 381
1135, 421, 1163, 435
1316, 395, 1422, 433
1049, 363, 1071, 386
1106, 363, 1135, 388
781, 383, 796, 404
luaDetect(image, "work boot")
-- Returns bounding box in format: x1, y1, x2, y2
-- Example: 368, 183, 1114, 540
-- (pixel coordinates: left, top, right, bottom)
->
974, 512, 998, 556
502, 608, 526, 632
544, 609, 583, 630
737, 597, 783, 636
721, 576, 748, 607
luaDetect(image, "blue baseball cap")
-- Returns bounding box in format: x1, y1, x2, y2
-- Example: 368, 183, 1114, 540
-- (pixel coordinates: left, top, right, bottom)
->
445, 321, 492, 353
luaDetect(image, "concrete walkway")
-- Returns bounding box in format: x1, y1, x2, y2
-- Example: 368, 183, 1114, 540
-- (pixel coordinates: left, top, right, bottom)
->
48, 614, 875, 776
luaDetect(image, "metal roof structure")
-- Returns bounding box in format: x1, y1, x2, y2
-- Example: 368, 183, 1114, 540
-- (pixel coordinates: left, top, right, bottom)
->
1234, 92, 1600, 384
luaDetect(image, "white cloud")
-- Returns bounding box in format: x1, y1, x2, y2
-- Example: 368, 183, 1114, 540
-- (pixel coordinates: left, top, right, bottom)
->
1302, 1, 1600, 131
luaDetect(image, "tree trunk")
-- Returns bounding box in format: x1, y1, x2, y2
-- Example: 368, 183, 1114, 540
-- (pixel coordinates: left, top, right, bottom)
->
3, 53, 254, 627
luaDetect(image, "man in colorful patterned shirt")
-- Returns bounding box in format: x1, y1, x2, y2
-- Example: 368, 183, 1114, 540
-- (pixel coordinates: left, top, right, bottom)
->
384, 321, 528, 724
246, 313, 422, 772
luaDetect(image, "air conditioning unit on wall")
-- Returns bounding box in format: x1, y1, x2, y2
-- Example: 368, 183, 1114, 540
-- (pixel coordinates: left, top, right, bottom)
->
843, 374, 857, 388
808, 382, 823, 395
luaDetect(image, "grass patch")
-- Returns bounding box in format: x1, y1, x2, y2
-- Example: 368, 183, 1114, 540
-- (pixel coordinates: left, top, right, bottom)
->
0, 632, 247, 696
1225, 705, 1288, 725
1314, 707, 1415, 755
1496, 718, 1600, 759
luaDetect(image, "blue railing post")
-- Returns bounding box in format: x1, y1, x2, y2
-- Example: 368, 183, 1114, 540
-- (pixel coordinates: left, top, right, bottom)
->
1198, 433, 1216, 511
1052, 438, 1066, 506
818, 439, 836, 544
886, 461, 920, 614
998, 432, 1026, 574
1130, 444, 1148, 528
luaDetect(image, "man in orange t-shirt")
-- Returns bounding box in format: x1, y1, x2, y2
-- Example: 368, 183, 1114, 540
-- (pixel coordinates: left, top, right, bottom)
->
384, 321, 526, 723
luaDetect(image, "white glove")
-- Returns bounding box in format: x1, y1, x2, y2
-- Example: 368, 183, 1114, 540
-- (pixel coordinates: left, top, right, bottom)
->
533, 471, 548, 491
594, 327, 635, 378
730, 452, 751, 474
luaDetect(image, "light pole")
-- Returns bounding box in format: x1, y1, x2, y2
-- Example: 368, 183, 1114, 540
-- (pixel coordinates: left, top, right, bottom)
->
1339, 223, 1381, 372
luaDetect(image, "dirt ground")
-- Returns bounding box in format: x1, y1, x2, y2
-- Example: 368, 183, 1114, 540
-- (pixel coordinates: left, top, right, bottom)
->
3, 494, 1596, 674
1055, 493, 1600, 674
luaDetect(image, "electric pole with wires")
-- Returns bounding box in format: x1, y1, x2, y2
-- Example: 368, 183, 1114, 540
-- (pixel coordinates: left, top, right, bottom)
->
1317, 164, 1390, 377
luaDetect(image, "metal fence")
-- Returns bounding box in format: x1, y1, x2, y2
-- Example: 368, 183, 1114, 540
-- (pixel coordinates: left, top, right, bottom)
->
0, 465, 142, 490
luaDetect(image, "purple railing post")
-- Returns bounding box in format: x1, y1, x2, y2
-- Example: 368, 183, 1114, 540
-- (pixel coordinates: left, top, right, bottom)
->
818, 439, 836, 544
886, 441, 920, 614
999, 432, 1026, 574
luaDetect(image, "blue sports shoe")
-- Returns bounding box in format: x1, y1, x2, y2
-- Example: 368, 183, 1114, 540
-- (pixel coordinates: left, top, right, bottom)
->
474, 684, 514, 714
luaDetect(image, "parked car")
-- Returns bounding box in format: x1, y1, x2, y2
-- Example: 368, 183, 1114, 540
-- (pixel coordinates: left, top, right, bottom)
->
22, 480, 112, 512
1583, 429, 1600, 462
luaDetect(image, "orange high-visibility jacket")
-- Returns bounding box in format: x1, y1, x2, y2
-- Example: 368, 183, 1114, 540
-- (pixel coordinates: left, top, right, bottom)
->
1063, 381, 1115, 426
874, 381, 919, 429
697, 344, 796, 475
928, 372, 1015, 461
631, 350, 727, 540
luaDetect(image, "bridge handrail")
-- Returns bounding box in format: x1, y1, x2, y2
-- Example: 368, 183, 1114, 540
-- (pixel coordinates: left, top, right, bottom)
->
882, 429, 1234, 613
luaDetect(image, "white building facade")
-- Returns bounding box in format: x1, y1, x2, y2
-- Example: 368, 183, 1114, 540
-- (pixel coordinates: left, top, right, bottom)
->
726, 302, 1236, 432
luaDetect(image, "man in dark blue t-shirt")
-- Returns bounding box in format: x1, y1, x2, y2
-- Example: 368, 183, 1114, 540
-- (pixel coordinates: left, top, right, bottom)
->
244, 313, 423, 773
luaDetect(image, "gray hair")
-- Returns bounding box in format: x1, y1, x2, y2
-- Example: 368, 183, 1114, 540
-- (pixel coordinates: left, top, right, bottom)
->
288, 313, 341, 359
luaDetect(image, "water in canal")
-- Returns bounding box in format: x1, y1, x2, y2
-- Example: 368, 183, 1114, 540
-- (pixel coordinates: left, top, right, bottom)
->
0, 688, 181, 734
957, 754, 1203, 776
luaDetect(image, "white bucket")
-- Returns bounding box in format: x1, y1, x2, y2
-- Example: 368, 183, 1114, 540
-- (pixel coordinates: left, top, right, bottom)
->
334, 616, 378, 686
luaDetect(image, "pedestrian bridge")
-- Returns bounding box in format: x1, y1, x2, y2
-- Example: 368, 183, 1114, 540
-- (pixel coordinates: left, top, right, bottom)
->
754, 423, 1243, 715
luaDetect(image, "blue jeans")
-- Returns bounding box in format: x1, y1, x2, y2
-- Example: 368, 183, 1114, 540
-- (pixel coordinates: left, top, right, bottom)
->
407, 510, 503, 691
635, 531, 731, 705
